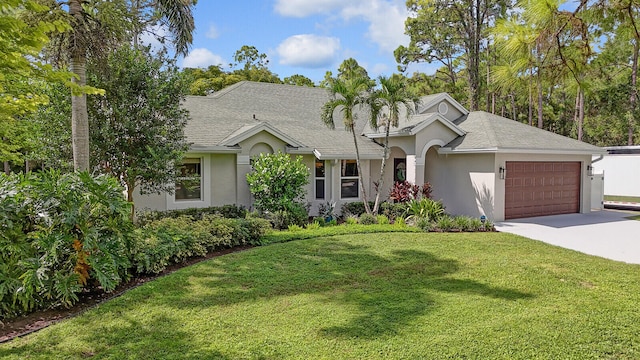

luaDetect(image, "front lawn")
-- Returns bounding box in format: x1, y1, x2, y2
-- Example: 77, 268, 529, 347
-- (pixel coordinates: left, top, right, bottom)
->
2, 232, 639, 359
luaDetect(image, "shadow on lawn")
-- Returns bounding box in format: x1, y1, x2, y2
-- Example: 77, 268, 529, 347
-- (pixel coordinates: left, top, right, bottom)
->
158, 239, 533, 339
0, 313, 229, 360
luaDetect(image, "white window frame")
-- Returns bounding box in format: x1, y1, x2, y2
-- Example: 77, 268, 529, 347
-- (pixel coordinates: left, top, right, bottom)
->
167, 155, 211, 210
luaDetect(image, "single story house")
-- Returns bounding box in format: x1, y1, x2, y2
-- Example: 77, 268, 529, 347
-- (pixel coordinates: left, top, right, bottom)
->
135, 81, 605, 221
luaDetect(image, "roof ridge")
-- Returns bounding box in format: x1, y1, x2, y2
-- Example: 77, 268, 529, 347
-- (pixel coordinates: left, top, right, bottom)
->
475, 111, 500, 147
208, 81, 247, 98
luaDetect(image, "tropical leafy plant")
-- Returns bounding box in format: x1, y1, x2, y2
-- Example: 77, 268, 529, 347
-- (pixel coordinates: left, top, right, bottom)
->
0, 171, 132, 319
404, 198, 445, 223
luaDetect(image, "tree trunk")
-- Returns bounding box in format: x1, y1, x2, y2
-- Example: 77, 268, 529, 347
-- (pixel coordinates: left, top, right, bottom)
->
127, 182, 136, 222
575, 89, 584, 141
350, 126, 371, 215
629, 39, 639, 145
528, 75, 533, 126
372, 124, 392, 214
3, 161, 9, 175
69, 0, 90, 172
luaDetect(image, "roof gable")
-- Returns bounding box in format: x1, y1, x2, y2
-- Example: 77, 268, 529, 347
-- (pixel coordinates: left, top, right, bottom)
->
416, 93, 468, 118
219, 121, 305, 147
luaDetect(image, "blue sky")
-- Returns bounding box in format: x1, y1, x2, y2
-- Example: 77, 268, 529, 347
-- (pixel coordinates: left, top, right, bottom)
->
177, 0, 438, 83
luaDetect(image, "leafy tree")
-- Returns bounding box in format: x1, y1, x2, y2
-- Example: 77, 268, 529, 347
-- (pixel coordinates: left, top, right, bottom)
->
397, 0, 509, 110
369, 75, 419, 213
0, 0, 69, 164
230, 45, 281, 84
283, 74, 315, 87
321, 60, 375, 215
39, 0, 196, 171
246, 152, 309, 213
30, 82, 73, 171
87, 45, 189, 218
601, 0, 640, 144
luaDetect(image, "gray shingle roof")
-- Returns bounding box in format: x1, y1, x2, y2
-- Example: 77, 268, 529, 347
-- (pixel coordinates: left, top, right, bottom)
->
183, 81, 383, 158
444, 111, 604, 154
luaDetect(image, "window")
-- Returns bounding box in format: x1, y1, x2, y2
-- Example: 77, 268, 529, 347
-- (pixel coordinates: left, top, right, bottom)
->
315, 158, 325, 200
341, 159, 359, 198
175, 158, 201, 200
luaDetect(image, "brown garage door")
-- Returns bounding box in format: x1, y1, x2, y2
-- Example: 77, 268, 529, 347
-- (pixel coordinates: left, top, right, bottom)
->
505, 161, 581, 220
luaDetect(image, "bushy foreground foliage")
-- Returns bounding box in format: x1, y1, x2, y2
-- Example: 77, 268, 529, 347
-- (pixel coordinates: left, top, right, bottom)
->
0, 172, 271, 320
246, 152, 310, 229
0, 171, 132, 319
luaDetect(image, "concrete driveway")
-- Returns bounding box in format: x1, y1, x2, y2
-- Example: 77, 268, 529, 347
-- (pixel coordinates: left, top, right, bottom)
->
495, 210, 640, 264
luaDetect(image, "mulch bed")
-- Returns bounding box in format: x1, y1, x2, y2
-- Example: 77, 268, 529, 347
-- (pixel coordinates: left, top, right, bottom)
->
0, 246, 252, 344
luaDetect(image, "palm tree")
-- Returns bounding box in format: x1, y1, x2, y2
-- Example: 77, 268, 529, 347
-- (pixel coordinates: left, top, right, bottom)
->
64, 0, 195, 171
369, 75, 419, 214
321, 76, 374, 215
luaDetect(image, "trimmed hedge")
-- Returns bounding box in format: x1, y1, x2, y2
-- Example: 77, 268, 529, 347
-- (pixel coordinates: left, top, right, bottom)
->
135, 204, 247, 225
132, 215, 271, 274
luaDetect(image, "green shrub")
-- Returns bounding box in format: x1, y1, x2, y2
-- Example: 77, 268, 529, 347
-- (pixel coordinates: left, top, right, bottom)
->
345, 215, 359, 225
132, 215, 271, 274
405, 198, 445, 222
376, 215, 390, 225
416, 217, 433, 232
359, 213, 378, 225
135, 204, 247, 225
312, 216, 326, 226
266, 202, 309, 230
394, 216, 407, 227
305, 221, 321, 230
0, 171, 132, 319
469, 217, 484, 231
340, 201, 376, 217
435, 215, 454, 232
483, 219, 495, 232
288, 224, 304, 232
380, 202, 406, 221
246, 152, 309, 214
452, 216, 473, 232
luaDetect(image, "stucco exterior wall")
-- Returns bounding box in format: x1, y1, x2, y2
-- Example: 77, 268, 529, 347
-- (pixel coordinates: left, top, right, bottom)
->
414, 121, 460, 160
422, 100, 464, 121
134, 192, 167, 212
210, 154, 237, 206
425, 149, 496, 219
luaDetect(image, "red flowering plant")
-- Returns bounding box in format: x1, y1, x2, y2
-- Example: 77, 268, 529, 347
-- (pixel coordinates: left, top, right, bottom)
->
389, 181, 432, 203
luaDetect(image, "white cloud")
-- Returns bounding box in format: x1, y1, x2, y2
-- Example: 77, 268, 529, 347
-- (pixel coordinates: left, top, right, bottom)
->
277, 34, 340, 68
182, 48, 225, 68
274, 0, 348, 17
275, 0, 409, 53
206, 24, 219, 39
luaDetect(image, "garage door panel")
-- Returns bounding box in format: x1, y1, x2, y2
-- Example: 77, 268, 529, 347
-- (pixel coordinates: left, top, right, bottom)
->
505, 161, 581, 220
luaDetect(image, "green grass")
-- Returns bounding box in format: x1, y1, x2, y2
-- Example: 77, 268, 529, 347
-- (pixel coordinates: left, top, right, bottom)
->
604, 195, 640, 203
2, 232, 640, 359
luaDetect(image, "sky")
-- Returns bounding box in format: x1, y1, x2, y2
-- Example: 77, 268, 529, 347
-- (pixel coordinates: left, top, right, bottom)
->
177, 0, 438, 84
